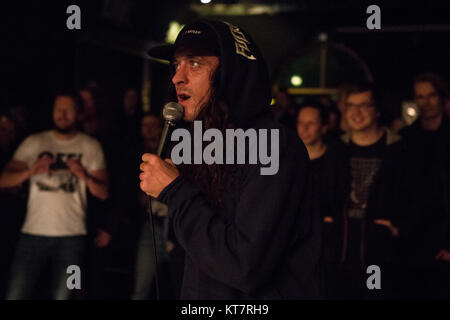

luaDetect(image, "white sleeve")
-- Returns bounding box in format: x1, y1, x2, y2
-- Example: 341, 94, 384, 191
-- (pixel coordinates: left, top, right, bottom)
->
12, 135, 38, 166
86, 139, 106, 172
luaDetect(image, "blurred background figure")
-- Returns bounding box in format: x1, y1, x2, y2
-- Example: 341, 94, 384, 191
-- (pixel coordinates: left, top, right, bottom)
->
113, 113, 178, 299
398, 72, 450, 299
297, 104, 329, 161
296, 103, 343, 299
8, 106, 31, 144
0, 112, 18, 169
315, 83, 352, 144
334, 82, 413, 299
0, 110, 27, 298
119, 88, 142, 141
78, 85, 114, 141
0, 92, 109, 300
272, 89, 297, 129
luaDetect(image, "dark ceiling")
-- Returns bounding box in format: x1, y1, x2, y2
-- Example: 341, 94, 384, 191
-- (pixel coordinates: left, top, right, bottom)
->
2, 0, 449, 122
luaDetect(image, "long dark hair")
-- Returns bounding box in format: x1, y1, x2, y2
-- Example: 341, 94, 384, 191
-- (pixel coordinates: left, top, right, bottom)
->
167, 64, 238, 207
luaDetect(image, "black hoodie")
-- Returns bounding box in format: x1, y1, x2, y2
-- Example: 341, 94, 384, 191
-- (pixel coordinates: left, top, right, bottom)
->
155, 20, 322, 299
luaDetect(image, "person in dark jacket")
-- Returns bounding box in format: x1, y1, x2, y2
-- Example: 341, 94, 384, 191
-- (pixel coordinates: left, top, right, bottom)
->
139, 19, 322, 299
296, 103, 343, 299
334, 82, 417, 299
112, 113, 177, 300
398, 72, 450, 299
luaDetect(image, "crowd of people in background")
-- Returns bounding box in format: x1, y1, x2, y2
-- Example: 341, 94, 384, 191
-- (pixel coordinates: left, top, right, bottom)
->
294, 73, 450, 299
0, 71, 449, 299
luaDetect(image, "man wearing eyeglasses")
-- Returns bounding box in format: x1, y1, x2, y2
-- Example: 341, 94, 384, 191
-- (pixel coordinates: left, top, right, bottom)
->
334, 82, 414, 299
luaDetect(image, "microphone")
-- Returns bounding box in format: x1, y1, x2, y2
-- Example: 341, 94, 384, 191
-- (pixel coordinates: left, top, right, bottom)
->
156, 102, 184, 157
147, 102, 183, 300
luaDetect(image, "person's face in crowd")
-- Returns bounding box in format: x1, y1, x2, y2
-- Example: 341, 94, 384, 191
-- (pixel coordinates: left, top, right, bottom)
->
414, 81, 443, 120
141, 115, 162, 141
53, 96, 78, 134
172, 49, 220, 121
123, 89, 139, 115
297, 107, 327, 146
79, 89, 95, 112
345, 91, 379, 132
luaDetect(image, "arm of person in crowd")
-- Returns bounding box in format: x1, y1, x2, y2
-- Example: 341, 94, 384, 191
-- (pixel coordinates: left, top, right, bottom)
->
0, 157, 52, 188
374, 219, 399, 237
65, 159, 109, 200
140, 148, 312, 295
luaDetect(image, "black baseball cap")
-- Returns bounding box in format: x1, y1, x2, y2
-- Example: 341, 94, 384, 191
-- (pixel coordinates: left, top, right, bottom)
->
148, 21, 220, 61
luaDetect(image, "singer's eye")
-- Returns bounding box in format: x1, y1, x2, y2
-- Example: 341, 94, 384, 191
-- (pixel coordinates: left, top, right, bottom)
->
190, 60, 200, 68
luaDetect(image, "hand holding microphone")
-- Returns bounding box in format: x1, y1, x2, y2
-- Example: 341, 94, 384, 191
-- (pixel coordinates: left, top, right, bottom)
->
139, 154, 179, 198
139, 102, 184, 198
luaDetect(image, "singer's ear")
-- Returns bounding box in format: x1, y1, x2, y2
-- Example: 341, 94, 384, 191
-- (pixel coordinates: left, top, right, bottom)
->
164, 158, 175, 167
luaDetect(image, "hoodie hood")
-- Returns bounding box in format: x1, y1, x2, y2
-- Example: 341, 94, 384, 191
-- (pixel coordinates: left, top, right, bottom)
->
148, 19, 272, 128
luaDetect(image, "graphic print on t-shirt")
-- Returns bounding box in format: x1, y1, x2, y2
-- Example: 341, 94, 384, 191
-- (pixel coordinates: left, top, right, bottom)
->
34, 151, 83, 193
347, 157, 382, 219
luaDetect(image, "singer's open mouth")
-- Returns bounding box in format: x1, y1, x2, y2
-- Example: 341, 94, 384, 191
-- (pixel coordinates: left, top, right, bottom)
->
178, 94, 191, 102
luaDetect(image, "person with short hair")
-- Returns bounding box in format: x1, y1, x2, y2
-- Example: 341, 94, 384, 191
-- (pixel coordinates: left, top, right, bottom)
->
398, 72, 450, 298
335, 82, 414, 299
297, 103, 344, 299
0, 92, 109, 300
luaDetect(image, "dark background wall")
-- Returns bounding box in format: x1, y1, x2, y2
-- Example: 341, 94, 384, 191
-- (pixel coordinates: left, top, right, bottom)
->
2, 0, 449, 128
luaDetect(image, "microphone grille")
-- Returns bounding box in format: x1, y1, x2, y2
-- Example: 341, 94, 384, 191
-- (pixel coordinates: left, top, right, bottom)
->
162, 102, 184, 122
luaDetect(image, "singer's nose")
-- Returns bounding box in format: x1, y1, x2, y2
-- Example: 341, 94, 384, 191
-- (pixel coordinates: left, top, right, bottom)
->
172, 61, 188, 86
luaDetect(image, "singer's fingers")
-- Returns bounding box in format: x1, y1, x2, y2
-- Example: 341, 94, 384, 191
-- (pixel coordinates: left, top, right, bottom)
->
139, 162, 148, 172
164, 158, 175, 166
139, 172, 147, 181
141, 153, 158, 163
139, 180, 151, 195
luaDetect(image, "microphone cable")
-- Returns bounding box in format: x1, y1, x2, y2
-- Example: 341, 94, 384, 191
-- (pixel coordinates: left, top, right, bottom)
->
144, 102, 183, 301
147, 196, 161, 300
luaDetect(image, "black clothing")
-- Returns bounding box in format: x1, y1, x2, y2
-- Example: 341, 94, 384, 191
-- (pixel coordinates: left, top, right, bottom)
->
332, 129, 418, 299
310, 155, 329, 219
348, 133, 386, 158
346, 133, 386, 220
337, 130, 416, 266
399, 117, 450, 262
156, 20, 322, 299
309, 145, 344, 299
310, 144, 345, 264
397, 117, 450, 299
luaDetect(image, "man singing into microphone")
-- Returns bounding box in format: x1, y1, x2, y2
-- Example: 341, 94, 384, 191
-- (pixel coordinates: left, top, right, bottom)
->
140, 20, 322, 299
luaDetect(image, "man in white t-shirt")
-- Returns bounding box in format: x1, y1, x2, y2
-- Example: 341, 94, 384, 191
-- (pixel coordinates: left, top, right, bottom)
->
0, 92, 109, 300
